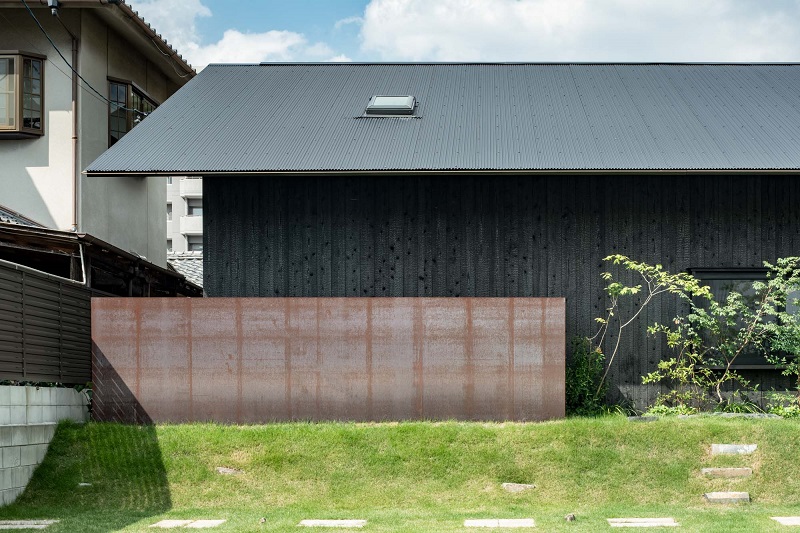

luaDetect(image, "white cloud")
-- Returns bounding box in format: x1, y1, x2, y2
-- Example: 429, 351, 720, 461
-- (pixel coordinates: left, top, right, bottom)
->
335, 16, 364, 30
129, 0, 350, 69
359, 0, 800, 62
185, 30, 349, 67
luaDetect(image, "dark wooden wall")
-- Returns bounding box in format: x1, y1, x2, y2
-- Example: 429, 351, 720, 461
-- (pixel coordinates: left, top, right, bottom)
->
205, 174, 799, 408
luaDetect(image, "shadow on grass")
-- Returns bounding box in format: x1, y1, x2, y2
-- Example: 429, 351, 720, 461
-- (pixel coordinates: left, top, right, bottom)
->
0, 356, 171, 532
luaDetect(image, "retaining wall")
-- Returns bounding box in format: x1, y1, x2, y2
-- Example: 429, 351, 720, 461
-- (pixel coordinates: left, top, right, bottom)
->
0, 386, 89, 505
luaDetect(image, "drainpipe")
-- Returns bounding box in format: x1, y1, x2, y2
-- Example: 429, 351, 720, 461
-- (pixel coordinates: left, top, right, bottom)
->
70, 34, 79, 232
48, 4, 80, 232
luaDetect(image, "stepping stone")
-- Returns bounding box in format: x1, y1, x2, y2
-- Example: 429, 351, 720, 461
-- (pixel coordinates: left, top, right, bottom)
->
463, 518, 535, 528
627, 416, 658, 422
186, 521, 226, 529
607, 518, 679, 528
704, 492, 750, 504
772, 517, 800, 526
215, 467, 241, 475
502, 482, 535, 493
711, 444, 757, 455
701, 467, 752, 478
0, 521, 59, 530
299, 520, 366, 528
150, 520, 195, 529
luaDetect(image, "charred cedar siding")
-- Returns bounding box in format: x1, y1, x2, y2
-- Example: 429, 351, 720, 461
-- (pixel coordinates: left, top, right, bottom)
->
205, 174, 798, 407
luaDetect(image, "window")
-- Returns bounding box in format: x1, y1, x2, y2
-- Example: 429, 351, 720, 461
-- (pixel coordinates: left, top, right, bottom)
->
187, 198, 202, 217
187, 235, 203, 252
167, 203, 172, 221
0, 52, 45, 138
167, 239, 172, 252
690, 268, 779, 369
167, 176, 173, 185
365, 95, 415, 116
109, 79, 157, 146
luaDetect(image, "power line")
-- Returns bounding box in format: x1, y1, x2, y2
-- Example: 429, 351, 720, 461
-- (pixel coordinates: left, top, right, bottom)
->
19, 0, 152, 116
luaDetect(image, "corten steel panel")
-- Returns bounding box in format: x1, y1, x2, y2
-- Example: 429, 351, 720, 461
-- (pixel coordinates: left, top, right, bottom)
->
92, 297, 565, 423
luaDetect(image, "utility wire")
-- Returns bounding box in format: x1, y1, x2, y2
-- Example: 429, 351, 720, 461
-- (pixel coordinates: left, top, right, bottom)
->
19, 0, 152, 116
0, 10, 108, 108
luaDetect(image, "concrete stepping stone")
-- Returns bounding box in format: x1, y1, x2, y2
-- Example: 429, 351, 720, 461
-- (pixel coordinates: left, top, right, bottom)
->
215, 467, 241, 475
607, 518, 679, 528
463, 518, 535, 528
711, 444, 757, 455
186, 521, 227, 529
150, 521, 194, 529
772, 517, 800, 526
299, 520, 366, 528
701, 467, 752, 478
704, 492, 750, 503
502, 482, 535, 493
0, 521, 59, 530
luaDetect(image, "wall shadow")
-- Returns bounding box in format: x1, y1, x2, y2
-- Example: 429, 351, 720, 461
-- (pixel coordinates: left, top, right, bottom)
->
0, 348, 170, 530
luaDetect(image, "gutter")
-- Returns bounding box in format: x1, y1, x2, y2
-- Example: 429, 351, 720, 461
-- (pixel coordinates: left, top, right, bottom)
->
84, 168, 800, 178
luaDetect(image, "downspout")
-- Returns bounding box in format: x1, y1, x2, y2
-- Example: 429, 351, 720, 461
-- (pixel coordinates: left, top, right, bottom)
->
48, 5, 80, 232
70, 34, 79, 232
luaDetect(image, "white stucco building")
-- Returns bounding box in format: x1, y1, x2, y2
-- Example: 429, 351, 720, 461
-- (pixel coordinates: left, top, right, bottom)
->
166, 177, 203, 253
0, 0, 195, 267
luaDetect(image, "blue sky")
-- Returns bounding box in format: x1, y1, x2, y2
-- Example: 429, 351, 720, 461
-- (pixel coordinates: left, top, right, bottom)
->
130, 0, 800, 70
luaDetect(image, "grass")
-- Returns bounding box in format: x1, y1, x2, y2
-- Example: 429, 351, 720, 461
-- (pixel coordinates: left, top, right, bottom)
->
1, 417, 799, 531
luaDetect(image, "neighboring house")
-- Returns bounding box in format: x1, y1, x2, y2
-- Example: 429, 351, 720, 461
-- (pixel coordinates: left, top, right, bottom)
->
86, 62, 800, 407
0, 0, 194, 267
166, 177, 203, 253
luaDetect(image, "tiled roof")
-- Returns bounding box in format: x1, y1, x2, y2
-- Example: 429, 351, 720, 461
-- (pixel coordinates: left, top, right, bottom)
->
167, 251, 203, 287
0, 205, 46, 228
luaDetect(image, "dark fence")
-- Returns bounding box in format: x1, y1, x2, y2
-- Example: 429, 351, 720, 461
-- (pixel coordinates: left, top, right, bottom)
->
0, 260, 94, 384
92, 297, 566, 423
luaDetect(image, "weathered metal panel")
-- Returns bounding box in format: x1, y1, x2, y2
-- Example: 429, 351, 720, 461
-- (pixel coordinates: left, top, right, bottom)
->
91, 297, 566, 423
0, 261, 92, 384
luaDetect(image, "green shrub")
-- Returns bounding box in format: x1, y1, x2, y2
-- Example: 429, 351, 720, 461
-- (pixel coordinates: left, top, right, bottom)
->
565, 337, 607, 416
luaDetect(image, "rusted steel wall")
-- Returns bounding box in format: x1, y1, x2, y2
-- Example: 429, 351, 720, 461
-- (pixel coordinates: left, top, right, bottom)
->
92, 297, 565, 423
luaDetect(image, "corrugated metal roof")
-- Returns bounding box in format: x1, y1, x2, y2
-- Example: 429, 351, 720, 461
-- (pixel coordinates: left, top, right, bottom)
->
85, 63, 800, 174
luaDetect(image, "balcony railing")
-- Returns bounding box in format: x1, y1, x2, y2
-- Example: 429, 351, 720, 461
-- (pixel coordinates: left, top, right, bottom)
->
179, 178, 203, 198
179, 215, 203, 235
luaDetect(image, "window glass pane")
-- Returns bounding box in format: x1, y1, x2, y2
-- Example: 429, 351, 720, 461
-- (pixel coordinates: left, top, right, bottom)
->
187, 236, 203, 251
0, 58, 15, 128
187, 199, 202, 216
21, 58, 42, 132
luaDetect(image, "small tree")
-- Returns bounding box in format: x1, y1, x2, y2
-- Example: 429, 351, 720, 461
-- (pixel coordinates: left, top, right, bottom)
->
760, 258, 800, 401
646, 257, 800, 409
590, 255, 711, 397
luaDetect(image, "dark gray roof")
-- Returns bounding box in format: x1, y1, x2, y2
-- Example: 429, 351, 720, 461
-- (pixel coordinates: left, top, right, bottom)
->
86, 63, 800, 174
167, 251, 203, 287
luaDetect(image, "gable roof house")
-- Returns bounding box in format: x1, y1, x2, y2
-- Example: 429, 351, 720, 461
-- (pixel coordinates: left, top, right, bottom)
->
86, 62, 800, 408
0, 0, 194, 268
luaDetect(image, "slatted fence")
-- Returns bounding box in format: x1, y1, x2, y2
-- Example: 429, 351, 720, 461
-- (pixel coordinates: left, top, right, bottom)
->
0, 260, 94, 384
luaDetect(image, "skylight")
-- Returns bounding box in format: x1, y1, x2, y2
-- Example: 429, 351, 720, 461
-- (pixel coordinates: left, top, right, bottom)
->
365, 95, 416, 116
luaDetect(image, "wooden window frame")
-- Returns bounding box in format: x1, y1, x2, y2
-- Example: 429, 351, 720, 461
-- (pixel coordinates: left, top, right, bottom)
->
108, 77, 159, 147
0, 51, 45, 139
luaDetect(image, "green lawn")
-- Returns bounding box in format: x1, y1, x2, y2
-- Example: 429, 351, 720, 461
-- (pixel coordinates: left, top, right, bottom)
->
1, 417, 799, 531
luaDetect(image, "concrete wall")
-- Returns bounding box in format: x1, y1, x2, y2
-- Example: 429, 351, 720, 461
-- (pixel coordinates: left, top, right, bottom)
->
0, 386, 89, 506
0, 6, 173, 267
